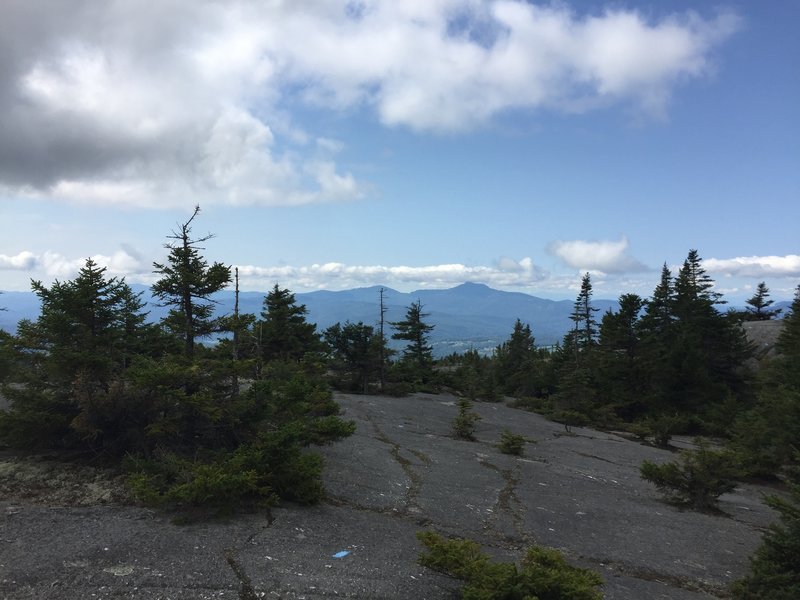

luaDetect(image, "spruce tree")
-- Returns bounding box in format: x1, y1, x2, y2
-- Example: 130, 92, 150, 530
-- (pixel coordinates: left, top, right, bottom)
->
495, 319, 539, 396
324, 321, 383, 393
258, 284, 321, 364
151, 205, 231, 358
732, 284, 800, 476
745, 282, 781, 321
391, 300, 435, 385
776, 284, 800, 365
570, 272, 599, 358
0, 259, 149, 449
596, 294, 646, 420
661, 250, 752, 428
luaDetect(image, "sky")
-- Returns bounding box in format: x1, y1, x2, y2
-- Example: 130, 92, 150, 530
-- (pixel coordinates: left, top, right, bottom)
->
0, 0, 798, 303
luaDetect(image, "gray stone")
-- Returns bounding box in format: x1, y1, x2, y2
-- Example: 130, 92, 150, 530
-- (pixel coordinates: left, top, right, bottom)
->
0, 392, 778, 599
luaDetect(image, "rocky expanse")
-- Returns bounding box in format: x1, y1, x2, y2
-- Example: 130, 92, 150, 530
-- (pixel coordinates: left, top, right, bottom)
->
0, 392, 780, 599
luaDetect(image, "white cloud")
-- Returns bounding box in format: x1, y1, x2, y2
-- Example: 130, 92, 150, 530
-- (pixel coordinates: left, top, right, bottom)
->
704, 255, 800, 279
547, 236, 648, 273
0, 1, 739, 208
235, 257, 548, 290
0, 251, 38, 270
1, 249, 148, 281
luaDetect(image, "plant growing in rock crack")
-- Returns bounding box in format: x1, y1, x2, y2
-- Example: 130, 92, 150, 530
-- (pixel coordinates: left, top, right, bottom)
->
497, 429, 529, 456
417, 530, 603, 600
640, 438, 740, 511
452, 397, 481, 441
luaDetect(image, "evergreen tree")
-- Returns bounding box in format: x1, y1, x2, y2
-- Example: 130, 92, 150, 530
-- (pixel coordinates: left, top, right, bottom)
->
0, 259, 149, 449
324, 321, 384, 393
258, 284, 321, 364
776, 284, 800, 366
494, 319, 542, 396
732, 461, 800, 599
151, 205, 231, 358
744, 282, 781, 321
636, 264, 677, 417
596, 294, 646, 420
570, 272, 599, 358
639, 264, 675, 335
668, 250, 752, 424
391, 300, 435, 385
732, 284, 800, 476
551, 274, 600, 424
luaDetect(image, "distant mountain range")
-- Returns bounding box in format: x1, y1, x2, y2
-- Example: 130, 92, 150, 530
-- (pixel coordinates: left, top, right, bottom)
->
0, 283, 792, 357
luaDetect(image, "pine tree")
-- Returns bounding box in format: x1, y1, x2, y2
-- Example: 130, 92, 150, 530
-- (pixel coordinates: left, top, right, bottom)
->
151, 206, 231, 358
495, 319, 539, 396
596, 294, 646, 421
570, 272, 599, 358
776, 284, 800, 364
731, 283, 800, 476
258, 284, 321, 364
0, 259, 149, 449
324, 321, 384, 393
745, 282, 781, 321
391, 300, 435, 385
664, 250, 752, 427
639, 264, 674, 335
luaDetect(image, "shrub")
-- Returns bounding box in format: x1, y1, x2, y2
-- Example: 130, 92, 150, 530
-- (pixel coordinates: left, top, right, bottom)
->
417, 531, 603, 600
551, 409, 589, 433
640, 438, 740, 511
498, 429, 528, 456
647, 413, 687, 448
452, 398, 481, 441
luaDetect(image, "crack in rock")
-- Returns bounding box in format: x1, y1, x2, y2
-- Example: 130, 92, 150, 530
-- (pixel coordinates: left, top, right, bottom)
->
224, 550, 260, 600
478, 459, 533, 546
574, 451, 620, 466
365, 414, 425, 516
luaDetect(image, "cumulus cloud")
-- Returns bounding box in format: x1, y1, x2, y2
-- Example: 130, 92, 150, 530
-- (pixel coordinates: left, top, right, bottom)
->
547, 236, 648, 274
0, 1, 739, 207
235, 256, 548, 290
0, 249, 148, 281
704, 255, 800, 279
0, 251, 38, 270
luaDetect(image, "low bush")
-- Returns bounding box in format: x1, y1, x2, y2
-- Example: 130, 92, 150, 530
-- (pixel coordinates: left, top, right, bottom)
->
497, 429, 528, 456
640, 438, 740, 511
417, 531, 603, 600
452, 398, 481, 441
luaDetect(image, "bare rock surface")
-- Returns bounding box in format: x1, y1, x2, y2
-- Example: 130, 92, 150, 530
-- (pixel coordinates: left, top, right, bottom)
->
1, 393, 779, 599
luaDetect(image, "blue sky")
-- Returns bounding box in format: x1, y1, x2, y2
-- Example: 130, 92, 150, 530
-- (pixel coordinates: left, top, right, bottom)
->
1, 1, 798, 303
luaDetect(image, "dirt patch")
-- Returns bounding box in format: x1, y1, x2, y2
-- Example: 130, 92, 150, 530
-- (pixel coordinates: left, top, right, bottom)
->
0, 451, 130, 506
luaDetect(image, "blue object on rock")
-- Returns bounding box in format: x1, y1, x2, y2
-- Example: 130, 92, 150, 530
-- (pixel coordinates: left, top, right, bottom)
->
332, 550, 350, 559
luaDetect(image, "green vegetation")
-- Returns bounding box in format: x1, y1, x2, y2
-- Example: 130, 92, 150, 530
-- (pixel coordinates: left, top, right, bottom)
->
732, 461, 800, 599
640, 439, 740, 511
417, 531, 603, 600
452, 397, 481, 441
497, 429, 528, 456
391, 299, 437, 389
0, 207, 354, 515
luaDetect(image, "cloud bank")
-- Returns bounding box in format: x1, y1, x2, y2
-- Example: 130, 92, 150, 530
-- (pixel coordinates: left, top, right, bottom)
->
704, 255, 800, 279
0, 1, 740, 208
236, 256, 548, 290
3, 248, 796, 298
